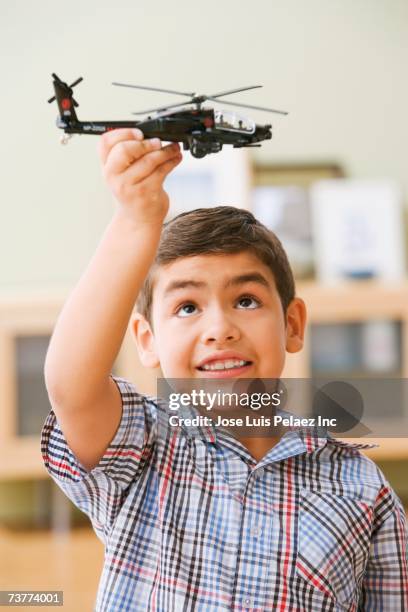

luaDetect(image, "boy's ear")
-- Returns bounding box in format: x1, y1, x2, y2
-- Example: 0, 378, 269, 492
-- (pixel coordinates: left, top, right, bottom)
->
130, 312, 160, 369
285, 297, 307, 354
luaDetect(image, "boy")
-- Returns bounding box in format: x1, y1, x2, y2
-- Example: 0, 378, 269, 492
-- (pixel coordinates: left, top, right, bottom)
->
41, 129, 408, 611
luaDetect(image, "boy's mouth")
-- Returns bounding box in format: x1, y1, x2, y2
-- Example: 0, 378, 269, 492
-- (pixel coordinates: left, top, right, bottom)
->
196, 355, 253, 377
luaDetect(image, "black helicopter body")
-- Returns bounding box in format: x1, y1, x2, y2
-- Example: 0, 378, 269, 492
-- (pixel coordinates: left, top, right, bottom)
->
48, 74, 287, 158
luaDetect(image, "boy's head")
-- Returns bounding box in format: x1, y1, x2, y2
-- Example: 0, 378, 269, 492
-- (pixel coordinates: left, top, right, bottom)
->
133, 205, 306, 379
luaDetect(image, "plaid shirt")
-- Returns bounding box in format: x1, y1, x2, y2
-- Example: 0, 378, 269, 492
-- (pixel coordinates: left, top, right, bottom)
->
41, 376, 408, 611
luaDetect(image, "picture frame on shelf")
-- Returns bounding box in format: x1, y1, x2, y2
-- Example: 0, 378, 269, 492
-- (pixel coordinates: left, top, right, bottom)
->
310, 179, 406, 283
252, 162, 344, 189
251, 162, 344, 279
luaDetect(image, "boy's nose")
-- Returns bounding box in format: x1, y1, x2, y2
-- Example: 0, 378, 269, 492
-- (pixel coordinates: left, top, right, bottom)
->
200, 312, 241, 344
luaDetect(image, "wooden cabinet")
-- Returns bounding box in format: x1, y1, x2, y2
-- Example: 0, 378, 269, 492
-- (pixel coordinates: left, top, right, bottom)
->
0, 295, 63, 479
0, 293, 157, 479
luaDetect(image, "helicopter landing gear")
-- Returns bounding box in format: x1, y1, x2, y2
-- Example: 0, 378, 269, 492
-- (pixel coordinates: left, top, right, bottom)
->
189, 138, 223, 158
191, 141, 208, 158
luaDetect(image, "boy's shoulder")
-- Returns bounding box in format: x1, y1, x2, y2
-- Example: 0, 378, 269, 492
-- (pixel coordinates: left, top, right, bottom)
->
324, 435, 381, 469
321, 434, 385, 481
112, 375, 176, 431
313, 433, 403, 511
113, 375, 167, 413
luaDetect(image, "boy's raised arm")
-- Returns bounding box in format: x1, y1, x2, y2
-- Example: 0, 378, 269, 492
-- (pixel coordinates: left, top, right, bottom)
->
44, 128, 182, 470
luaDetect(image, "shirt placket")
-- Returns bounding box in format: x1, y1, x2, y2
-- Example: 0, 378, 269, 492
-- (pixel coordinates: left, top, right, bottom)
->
231, 465, 274, 611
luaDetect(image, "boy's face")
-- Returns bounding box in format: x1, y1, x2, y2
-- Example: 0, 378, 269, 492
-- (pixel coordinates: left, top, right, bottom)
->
133, 251, 306, 379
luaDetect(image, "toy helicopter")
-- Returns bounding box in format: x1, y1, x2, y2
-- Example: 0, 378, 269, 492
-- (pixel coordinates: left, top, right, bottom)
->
48, 73, 288, 158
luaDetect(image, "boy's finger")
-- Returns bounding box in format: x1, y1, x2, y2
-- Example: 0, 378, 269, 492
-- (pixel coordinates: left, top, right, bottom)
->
104, 138, 164, 176
154, 152, 183, 182
135, 153, 182, 198
122, 143, 181, 184
98, 128, 144, 165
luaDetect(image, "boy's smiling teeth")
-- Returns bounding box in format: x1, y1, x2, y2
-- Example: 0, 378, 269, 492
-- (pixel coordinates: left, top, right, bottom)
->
199, 359, 250, 371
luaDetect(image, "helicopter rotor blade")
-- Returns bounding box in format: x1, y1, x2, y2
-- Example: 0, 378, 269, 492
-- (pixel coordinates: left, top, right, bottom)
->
113, 82, 195, 97
207, 97, 288, 115
69, 77, 82, 107
48, 73, 63, 103
132, 100, 190, 115
208, 85, 262, 99
69, 77, 83, 89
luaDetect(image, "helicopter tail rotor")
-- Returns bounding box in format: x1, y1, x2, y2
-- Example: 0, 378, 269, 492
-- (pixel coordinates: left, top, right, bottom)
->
48, 74, 82, 127
48, 74, 83, 108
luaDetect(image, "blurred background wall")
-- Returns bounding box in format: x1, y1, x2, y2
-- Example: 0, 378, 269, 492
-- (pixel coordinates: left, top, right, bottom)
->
1, 0, 407, 289
1, 1, 407, 610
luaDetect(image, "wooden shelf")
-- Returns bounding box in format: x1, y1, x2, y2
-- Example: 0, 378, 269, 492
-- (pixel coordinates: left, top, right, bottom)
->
297, 280, 408, 323
0, 438, 48, 480
282, 280, 408, 378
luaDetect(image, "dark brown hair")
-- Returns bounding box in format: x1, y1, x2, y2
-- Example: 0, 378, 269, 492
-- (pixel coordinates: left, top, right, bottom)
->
136, 205, 295, 326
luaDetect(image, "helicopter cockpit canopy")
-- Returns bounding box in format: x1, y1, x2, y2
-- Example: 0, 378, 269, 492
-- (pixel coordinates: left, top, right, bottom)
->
214, 110, 256, 134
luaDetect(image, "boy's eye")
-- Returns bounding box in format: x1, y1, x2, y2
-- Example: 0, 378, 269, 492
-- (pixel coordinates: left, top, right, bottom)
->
236, 295, 260, 309
176, 303, 197, 317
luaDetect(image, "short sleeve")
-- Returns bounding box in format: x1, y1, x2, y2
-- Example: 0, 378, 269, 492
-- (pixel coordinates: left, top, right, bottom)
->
40, 376, 157, 540
358, 485, 408, 610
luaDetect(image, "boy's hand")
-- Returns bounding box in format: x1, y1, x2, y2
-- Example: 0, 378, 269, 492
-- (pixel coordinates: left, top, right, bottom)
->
98, 128, 182, 226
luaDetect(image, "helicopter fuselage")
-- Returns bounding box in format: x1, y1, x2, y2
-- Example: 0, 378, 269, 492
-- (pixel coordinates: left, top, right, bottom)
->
57, 108, 271, 157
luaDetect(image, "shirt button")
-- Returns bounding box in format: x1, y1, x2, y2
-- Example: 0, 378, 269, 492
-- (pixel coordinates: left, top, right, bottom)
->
256, 467, 265, 479
251, 525, 261, 537
244, 596, 253, 607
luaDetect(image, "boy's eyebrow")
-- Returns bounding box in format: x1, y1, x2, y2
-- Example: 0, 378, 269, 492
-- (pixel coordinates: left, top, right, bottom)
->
163, 272, 271, 297
225, 272, 271, 290
163, 280, 206, 296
